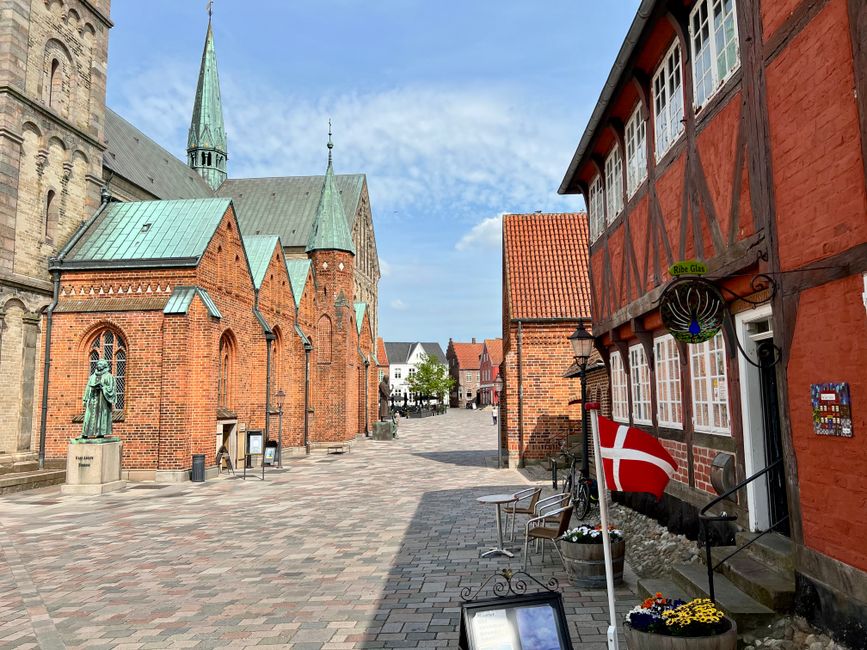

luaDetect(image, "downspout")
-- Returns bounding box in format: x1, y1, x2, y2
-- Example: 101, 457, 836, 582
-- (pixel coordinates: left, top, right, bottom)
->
363, 356, 370, 436
253, 292, 275, 449
304, 344, 311, 452
517, 320, 524, 468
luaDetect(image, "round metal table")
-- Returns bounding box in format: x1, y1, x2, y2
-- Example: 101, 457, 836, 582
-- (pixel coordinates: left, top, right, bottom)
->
477, 493, 518, 558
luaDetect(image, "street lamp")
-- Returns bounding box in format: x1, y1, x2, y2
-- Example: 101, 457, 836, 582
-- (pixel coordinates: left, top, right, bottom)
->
493, 375, 504, 468
275, 389, 286, 468
568, 321, 594, 477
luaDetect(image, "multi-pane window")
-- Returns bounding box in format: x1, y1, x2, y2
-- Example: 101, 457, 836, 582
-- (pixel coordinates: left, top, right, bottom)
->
394, 368, 402, 379
625, 104, 647, 197
605, 147, 624, 223
690, 332, 730, 434
89, 330, 127, 410
629, 345, 652, 425
652, 42, 685, 160
610, 351, 629, 423
589, 174, 605, 242
655, 335, 682, 428
690, 0, 739, 108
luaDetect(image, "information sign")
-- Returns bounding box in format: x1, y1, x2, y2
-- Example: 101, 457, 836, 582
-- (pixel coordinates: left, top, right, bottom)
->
811, 382, 853, 437
459, 592, 571, 650
264, 446, 276, 464
247, 430, 263, 455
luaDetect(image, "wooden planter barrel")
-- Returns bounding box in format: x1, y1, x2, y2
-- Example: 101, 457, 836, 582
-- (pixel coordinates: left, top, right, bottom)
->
561, 539, 625, 588
624, 618, 737, 650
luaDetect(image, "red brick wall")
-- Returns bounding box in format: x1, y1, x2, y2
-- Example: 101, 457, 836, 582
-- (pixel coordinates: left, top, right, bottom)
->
660, 439, 689, 485
692, 445, 716, 494
788, 275, 867, 572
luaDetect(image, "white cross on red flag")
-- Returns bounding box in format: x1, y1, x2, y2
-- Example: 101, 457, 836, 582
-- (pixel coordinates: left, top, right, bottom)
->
597, 416, 678, 499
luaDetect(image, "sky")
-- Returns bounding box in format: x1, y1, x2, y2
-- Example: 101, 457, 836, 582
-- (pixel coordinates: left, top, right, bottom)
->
105, 0, 642, 350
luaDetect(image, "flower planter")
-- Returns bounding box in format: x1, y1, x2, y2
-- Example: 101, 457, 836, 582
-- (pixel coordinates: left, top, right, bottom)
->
623, 618, 737, 650
561, 539, 625, 588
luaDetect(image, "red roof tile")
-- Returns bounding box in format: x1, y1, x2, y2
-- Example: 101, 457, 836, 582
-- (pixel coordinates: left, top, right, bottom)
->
483, 338, 503, 366
376, 337, 389, 366
451, 341, 483, 369
503, 213, 591, 320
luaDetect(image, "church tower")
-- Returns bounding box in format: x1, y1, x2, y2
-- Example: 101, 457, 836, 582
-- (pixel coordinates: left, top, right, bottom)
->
307, 127, 358, 447
187, 14, 227, 191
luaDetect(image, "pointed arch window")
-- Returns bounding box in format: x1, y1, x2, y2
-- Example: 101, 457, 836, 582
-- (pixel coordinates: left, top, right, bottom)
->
89, 329, 127, 409
49, 59, 61, 110
317, 316, 332, 364
218, 332, 235, 409
44, 189, 58, 240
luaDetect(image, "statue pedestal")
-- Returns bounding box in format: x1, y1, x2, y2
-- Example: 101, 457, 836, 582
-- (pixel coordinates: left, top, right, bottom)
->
61, 438, 125, 495
372, 421, 395, 441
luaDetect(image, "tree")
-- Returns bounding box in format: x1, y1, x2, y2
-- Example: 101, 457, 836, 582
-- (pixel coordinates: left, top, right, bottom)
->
406, 354, 454, 408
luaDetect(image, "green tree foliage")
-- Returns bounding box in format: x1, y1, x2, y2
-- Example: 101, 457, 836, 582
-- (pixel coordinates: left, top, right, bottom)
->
406, 354, 454, 405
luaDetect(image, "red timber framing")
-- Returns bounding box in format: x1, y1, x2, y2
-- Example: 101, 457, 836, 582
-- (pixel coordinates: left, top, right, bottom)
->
561, 0, 867, 639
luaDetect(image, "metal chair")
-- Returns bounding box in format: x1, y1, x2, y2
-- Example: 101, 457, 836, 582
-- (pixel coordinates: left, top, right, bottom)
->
504, 487, 542, 541
522, 504, 574, 571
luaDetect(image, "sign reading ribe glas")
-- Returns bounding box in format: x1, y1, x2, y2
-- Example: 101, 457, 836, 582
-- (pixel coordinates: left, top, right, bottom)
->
811, 382, 853, 438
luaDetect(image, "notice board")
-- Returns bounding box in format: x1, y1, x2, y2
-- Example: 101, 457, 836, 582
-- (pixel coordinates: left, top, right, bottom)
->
459, 592, 572, 650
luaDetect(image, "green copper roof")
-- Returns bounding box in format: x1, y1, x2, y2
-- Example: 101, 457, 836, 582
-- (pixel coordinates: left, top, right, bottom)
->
354, 302, 367, 335
189, 23, 227, 155
64, 198, 232, 267
284, 258, 311, 308
164, 286, 222, 318
243, 235, 280, 289
306, 136, 356, 255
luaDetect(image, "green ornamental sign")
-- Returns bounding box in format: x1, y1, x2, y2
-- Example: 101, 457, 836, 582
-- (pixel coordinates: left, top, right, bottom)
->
668, 259, 708, 276
659, 270, 725, 344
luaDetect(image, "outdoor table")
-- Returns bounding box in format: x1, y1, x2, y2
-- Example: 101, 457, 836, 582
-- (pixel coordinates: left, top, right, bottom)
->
477, 493, 518, 558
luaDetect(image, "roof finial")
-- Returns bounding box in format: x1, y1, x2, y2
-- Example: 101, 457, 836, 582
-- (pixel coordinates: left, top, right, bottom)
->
327, 118, 334, 166
207, 0, 213, 22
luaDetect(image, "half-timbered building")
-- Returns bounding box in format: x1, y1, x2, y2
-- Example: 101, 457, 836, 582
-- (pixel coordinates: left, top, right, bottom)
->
560, 0, 867, 640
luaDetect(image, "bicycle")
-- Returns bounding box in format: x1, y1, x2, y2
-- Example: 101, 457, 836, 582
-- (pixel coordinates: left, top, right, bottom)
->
551, 441, 598, 520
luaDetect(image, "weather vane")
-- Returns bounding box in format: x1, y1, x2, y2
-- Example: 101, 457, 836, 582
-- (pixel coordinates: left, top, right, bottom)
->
206, 0, 213, 19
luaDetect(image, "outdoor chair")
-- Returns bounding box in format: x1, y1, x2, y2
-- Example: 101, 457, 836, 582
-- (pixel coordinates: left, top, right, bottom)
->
504, 487, 542, 541
522, 504, 574, 571
533, 492, 572, 526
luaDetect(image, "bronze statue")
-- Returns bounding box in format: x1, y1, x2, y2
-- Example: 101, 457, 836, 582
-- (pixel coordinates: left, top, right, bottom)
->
81, 359, 117, 438
378, 376, 391, 421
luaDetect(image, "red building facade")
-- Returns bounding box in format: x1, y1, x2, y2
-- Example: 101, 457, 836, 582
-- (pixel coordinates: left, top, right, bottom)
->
560, 0, 867, 640
478, 338, 503, 406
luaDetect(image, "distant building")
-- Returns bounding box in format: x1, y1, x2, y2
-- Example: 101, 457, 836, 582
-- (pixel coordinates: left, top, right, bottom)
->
383, 342, 447, 405
376, 337, 389, 382
446, 339, 484, 408
500, 213, 599, 468
478, 339, 503, 406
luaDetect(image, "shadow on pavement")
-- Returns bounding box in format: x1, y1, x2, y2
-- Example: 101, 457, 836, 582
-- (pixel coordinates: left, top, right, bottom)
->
411, 451, 492, 468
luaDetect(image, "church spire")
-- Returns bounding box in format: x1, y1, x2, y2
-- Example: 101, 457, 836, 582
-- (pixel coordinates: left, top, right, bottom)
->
307, 123, 355, 255
187, 8, 227, 191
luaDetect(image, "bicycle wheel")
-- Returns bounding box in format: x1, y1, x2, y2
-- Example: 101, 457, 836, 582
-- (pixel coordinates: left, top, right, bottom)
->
562, 468, 574, 498
574, 481, 591, 520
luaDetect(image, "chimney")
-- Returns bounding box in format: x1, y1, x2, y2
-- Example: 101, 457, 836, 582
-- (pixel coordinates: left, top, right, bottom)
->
472, 337, 476, 344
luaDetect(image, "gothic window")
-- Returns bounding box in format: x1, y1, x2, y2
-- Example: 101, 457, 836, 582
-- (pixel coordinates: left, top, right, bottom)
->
49, 59, 61, 109
44, 189, 58, 240
43, 41, 72, 117
218, 332, 236, 409
89, 329, 127, 409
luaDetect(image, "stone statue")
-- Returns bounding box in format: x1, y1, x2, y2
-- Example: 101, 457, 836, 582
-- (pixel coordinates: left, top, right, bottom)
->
378, 377, 391, 421
81, 359, 117, 438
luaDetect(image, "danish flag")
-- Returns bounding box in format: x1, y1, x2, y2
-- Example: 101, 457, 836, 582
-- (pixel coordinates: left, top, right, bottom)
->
597, 416, 678, 499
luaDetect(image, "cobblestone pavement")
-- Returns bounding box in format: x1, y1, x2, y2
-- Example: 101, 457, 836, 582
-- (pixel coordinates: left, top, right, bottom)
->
0, 410, 635, 649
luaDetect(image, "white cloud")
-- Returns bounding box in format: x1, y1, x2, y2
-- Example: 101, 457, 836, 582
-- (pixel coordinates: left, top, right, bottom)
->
455, 214, 504, 252
379, 257, 392, 277
390, 298, 408, 311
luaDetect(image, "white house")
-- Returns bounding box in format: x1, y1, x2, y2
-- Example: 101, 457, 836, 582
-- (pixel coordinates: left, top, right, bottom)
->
383, 342, 447, 406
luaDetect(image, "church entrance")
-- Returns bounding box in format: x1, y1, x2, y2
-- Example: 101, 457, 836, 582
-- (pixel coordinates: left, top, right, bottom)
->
216, 421, 237, 472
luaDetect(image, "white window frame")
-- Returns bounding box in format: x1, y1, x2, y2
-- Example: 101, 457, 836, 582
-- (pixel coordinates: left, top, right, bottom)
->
654, 335, 683, 429
652, 41, 685, 161
629, 344, 652, 425
604, 147, 624, 223
588, 174, 605, 242
689, 332, 731, 434
610, 351, 629, 423
625, 104, 648, 197
689, 0, 740, 110
394, 368, 402, 379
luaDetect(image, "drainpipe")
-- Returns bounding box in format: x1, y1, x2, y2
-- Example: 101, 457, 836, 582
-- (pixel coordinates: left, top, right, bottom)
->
363, 356, 370, 436
37, 268, 60, 470
252, 293, 275, 452
304, 344, 311, 452
517, 320, 524, 469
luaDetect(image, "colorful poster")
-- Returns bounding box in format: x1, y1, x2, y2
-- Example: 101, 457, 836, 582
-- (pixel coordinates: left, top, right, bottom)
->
811, 383, 853, 438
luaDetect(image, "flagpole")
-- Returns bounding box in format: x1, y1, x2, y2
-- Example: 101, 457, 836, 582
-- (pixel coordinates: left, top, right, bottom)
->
588, 404, 620, 650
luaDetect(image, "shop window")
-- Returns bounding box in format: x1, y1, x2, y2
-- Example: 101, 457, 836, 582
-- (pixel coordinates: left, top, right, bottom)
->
654, 335, 682, 428
89, 329, 127, 409
652, 42, 685, 160
689, 332, 730, 434
610, 351, 629, 423
629, 345, 652, 425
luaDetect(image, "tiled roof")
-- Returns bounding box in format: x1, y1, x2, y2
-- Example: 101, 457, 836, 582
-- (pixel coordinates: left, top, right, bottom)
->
354, 302, 367, 335
103, 109, 214, 200
306, 150, 355, 254
376, 337, 389, 366
65, 198, 232, 267
384, 342, 413, 364
163, 286, 222, 318
217, 175, 364, 248
284, 259, 311, 308
420, 342, 447, 365
243, 235, 280, 289
451, 342, 483, 369
503, 213, 591, 320
483, 338, 503, 366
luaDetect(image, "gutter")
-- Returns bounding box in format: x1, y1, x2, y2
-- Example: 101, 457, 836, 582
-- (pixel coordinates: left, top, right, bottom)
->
517, 321, 524, 468
558, 0, 658, 195
252, 293, 275, 456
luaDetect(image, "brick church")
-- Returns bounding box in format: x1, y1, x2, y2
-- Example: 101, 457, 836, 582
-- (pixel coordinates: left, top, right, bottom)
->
0, 1, 381, 480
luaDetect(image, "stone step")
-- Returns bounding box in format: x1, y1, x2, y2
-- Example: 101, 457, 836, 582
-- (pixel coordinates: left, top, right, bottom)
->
636, 577, 690, 603
671, 563, 776, 631
0, 458, 39, 475
0, 469, 66, 495
709, 546, 795, 611
735, 531, 795, 573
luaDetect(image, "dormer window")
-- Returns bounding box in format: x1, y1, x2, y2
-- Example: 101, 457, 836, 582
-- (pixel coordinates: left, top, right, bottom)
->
690, 0, 740, 109
652, 42, 685, 160
604, 146, 624, 223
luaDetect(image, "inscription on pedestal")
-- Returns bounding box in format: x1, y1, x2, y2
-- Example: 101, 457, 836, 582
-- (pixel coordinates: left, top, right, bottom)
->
62, 439, 125, 496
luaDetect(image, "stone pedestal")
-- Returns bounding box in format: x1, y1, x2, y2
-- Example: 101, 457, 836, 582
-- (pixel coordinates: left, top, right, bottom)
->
61, 438, 125, 495
372, 421, 395, 441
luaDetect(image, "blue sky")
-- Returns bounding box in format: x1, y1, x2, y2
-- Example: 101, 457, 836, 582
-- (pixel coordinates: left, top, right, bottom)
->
105, 1, 641, 349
